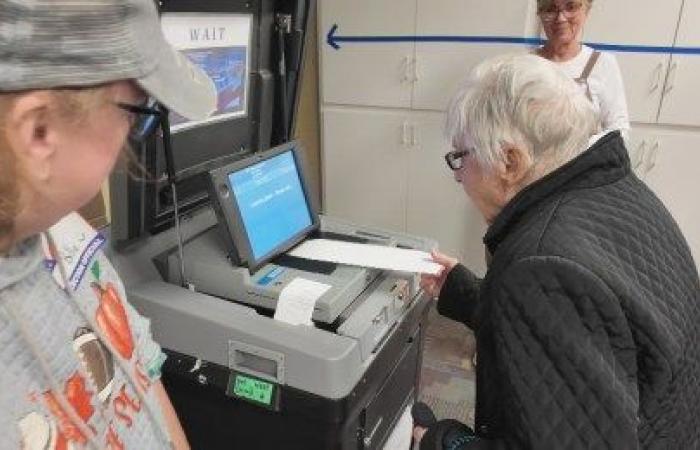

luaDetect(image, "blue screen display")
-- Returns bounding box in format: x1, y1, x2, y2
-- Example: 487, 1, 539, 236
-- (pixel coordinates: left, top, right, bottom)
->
228, 150, 313, 261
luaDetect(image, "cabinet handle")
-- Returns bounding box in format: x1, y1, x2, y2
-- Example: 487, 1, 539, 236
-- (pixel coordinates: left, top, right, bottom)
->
649, 63, 663, 93
402, 121, 410, 146
663, 61, 678, 95
411, 124, 419, 146
634, 141, 647, 171
401, 55, 411, 83
645, 141, 660, 172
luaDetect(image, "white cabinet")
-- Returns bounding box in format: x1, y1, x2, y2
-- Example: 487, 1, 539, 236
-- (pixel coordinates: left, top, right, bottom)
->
627, 127, 661, 180
320, 0, 537, 111
415, 0, 535, 37
319, 0, 700, 274
657, 0, 700, 126
641, 131, 700, 264
675, 0, 700, 45
612, 54, 669, 124
657, 56, 700, 126
584, 0, 683, 46
413, 44, 529, 112
319, 0, 532, 270
412, 0, 535, 111
322, 107, 488, 273
318, 0, 417, 107
321, 107, 409, 231
584, 0, 684, 124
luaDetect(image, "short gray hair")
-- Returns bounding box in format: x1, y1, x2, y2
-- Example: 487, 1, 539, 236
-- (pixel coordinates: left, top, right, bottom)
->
445, 54, 599, 172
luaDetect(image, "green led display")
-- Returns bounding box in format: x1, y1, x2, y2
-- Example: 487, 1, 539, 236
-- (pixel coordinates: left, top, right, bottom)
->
231, 374, 274, 406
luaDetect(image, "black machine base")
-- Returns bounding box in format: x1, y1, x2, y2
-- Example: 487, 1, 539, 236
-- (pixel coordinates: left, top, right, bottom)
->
161, 296, 430, 449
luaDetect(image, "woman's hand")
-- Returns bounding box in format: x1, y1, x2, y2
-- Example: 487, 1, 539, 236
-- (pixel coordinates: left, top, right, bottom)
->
420, 250, 459, 299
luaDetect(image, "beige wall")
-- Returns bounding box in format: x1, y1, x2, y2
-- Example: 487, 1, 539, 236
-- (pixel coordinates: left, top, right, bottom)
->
293, 4, 322, 210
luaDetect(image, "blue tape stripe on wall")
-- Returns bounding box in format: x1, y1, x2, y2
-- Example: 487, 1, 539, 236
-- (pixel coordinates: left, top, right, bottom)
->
326, 24, 700, 55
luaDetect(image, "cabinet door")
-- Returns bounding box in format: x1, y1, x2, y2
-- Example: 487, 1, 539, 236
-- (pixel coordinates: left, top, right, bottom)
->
406, 112, 488, 275
612, 54, 670, 124
627, 127, 661, 180
413, 0, 535, 111
657, 0, 700, 126
675, 0, 700, 46
584, 0, 682, 123
319, 0, 416, 108
585, 0, 683, 46
657, 56, 700, 126
321, 107, 409, 231
413, 44, 530, 112
644, 132, 700, 266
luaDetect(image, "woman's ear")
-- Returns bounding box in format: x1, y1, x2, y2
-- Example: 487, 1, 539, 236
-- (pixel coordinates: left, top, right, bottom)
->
5, 91, 58, 182
499, 145, 533, 188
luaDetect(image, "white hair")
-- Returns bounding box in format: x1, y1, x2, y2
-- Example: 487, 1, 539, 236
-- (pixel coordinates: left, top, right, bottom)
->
445, 53, 599, 173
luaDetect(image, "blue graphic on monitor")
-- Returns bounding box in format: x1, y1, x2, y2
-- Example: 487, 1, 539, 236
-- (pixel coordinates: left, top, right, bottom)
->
170, 45, 247, 127
229, 150, 312, 260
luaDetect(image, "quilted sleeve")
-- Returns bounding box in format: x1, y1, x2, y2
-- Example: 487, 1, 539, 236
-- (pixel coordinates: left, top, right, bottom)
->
437, 264, 481, 329
468, 256, 640, 449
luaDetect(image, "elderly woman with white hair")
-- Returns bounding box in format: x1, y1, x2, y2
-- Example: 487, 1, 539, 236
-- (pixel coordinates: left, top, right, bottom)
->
415, 54, 700, 449
536, 0, 629, 139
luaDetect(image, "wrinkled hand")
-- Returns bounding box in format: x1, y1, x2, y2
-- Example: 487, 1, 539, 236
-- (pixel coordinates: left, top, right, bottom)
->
420, 250, 459, 299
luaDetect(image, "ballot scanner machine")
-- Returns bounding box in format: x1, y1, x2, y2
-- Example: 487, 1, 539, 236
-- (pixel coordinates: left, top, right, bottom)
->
108, 1, 434, 448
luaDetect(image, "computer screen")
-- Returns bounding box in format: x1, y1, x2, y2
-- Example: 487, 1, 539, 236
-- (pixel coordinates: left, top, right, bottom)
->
161, 13, 252, 132
208, 142, 319, 271
229, 150, 312, 260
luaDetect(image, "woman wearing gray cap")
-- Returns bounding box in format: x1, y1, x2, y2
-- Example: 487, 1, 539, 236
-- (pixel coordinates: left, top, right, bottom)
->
0, 1, 216, 449
536, 0, 629, 139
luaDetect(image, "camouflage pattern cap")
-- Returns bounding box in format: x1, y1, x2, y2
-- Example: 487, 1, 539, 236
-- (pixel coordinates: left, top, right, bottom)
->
0, 0, 216, 120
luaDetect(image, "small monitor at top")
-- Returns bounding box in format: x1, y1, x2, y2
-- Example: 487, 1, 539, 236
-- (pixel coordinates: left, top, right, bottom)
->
161, 12, 252, 133
208, 142, 319, 272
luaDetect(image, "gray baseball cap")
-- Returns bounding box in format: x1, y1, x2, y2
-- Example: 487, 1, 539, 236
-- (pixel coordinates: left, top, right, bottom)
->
0, 0, 216, 120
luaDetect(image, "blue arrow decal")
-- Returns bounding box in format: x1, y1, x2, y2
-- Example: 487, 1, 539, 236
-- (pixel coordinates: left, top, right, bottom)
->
327, 24, 341, 50
327, 24, 700, 55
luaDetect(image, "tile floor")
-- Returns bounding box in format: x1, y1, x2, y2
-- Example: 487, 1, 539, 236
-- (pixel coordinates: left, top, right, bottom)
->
418, 304, 476, 427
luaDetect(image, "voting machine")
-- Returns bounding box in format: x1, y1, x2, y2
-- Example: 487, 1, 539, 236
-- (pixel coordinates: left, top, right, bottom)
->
108, 1, 433, 448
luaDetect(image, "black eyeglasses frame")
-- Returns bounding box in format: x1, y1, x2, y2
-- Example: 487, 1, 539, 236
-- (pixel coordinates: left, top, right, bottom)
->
444, 148, 470, 171
116, 98, 162, 142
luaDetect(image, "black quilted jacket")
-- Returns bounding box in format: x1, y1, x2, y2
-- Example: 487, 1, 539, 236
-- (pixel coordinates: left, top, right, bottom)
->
436, 131, 700, 449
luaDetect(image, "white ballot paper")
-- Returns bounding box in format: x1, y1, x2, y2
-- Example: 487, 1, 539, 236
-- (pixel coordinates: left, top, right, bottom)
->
289, 239, 441, 275
273, 277, 331, 326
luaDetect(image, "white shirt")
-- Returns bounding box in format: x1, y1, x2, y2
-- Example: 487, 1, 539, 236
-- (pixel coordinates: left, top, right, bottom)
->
554, 45, 630, 139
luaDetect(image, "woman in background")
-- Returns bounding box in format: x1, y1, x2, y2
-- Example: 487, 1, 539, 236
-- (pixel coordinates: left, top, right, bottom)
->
536, 0, 630, 138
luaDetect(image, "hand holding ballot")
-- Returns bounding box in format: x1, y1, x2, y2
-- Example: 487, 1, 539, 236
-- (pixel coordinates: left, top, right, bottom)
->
419, 250, 459, 299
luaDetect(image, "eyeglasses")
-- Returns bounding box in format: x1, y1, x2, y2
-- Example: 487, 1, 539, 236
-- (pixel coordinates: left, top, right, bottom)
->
538, 1, 584, 22
444, 148, 471, 171
116, 97, 161, 142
